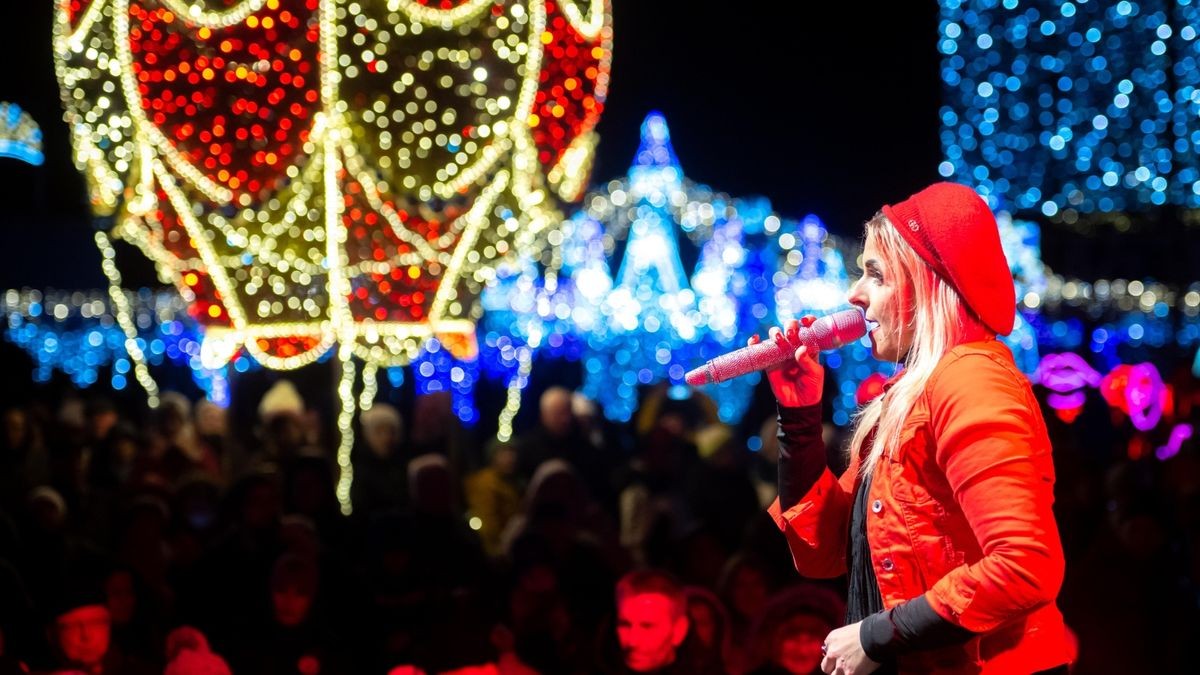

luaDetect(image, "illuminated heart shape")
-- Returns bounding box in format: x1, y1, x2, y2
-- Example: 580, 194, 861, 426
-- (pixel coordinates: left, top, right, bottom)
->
55, 0, 612, 367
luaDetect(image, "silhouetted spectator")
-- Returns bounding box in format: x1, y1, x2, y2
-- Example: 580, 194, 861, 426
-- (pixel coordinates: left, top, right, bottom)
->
683, 586, 732, 674
230, 553, 348, 675
352, 403, 410, 514
464, 439, 521, 557
745, 583, 844, 675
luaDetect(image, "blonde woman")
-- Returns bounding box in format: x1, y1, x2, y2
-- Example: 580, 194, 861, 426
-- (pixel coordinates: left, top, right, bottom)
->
755, 183, 1072, 674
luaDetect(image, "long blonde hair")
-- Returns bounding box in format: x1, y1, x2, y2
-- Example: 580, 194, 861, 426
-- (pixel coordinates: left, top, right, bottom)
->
848, 213, 982, 476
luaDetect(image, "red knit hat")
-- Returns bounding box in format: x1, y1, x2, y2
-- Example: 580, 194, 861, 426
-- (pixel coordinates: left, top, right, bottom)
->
881, 182, 1016, 336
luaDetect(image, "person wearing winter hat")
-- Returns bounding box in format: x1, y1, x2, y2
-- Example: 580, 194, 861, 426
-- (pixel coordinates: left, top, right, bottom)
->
754, 183, 1072, 674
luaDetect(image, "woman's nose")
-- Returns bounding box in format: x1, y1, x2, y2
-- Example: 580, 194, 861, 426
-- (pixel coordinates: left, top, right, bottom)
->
848, 279, 867, 309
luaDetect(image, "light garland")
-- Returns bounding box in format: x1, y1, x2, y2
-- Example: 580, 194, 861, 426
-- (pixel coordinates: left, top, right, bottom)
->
55, 0, 612, 362
0, 103, 45, 166
54, 0, 613, 513
2, 287, 229, 404
938, 0, 1200, 223
96, 230, 162, 407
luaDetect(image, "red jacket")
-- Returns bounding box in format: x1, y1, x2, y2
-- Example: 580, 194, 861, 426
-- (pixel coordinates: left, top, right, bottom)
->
768, 340, 1074, 674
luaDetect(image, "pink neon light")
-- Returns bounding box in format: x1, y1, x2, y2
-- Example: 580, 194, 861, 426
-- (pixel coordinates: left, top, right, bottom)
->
1155, 424, 1194, 461
1126, 363, 1165, 432
1035, 353, 1101, 411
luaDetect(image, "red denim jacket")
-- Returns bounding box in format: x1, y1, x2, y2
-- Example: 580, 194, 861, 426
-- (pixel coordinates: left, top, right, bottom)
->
768, 340, 1074, 674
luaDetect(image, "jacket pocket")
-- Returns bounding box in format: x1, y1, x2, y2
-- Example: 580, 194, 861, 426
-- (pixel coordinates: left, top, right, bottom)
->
884, 426, 960, 589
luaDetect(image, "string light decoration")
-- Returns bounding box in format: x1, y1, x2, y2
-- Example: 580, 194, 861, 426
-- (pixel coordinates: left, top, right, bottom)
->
53, 0, 613, 513
937, 0, 1200, 224
482, 112, 882, 426
997, 211, 1044, 374
0, 103, 44, 166
3, 288, 230, 403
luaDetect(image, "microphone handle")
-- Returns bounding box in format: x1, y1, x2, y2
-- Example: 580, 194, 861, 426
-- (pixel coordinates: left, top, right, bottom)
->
690, 335, 814, 385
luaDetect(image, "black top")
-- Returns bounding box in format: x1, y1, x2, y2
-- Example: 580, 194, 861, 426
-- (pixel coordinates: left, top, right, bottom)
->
775, 405, 975, 668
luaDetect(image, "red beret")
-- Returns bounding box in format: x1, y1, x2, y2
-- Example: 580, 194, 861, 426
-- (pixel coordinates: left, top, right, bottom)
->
881, 182, 1016, 336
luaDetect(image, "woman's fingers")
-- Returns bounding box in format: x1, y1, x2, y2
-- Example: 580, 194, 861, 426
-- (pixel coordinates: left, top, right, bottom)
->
785, 319, 800, 343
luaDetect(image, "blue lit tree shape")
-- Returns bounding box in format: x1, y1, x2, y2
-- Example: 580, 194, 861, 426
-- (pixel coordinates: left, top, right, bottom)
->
482, 112, 876, 425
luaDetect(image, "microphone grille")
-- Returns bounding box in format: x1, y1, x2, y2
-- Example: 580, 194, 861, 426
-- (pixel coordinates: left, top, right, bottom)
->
833, 307, 866, 336
808, 308, 866, 350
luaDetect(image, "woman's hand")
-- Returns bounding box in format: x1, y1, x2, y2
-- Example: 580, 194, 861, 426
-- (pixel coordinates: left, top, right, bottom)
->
751, 315, 824, 408
820, 621, 880, 675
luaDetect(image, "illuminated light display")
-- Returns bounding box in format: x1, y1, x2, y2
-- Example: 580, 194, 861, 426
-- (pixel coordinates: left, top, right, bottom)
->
938, 0, 1200, 222
2, 288, 230, 404
998, 211, 1044, 373
0, 103, 44, 166
1034, 351, 1102, 417
1125, 361, 1167, 431
1156, 422, 1194, 460
482, 112, 881, 426
54, 0, 613, 513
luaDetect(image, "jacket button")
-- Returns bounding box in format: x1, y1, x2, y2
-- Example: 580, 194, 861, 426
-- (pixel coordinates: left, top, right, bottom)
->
871, 499, 882, 513
881, 557, 895, 571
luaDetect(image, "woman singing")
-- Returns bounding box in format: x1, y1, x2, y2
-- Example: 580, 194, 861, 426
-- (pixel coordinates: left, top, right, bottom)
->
755, 183, 1073, 674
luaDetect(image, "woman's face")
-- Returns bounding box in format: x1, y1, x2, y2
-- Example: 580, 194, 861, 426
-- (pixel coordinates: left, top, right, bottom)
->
848, 234, 913, 363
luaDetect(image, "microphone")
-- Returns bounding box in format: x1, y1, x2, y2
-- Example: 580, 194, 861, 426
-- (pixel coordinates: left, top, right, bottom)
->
685, 308, 867, 386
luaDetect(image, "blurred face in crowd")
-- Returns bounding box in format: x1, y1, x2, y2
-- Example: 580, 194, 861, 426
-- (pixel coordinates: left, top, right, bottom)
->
617, 593, 688, 672
55, 605, 111, 668
3, 408, 28, 449
89, 409, 119, 441
29, 492, 67, 532
492, 444, 517, 475
242, 480, 281, 530
272, 585, 314, 628
848, 232, 914, 363
364, 420, 401, 459
729, 565, 768, 622
266, 412, 307, 451
539, 388, 574, 438
105, 570, 137, 625
686, 599, 718, 649
774, 614, 830, 675
158, 404, 188, 440
195, 401, 227, 437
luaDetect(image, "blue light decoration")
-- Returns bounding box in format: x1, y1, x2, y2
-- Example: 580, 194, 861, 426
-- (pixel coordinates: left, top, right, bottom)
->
938, 0, 1195, 219
3, 289, 229, 404
997, 211, 1045, 374
0, 103, 43, 166
409, 338, 480, 426
482, 112, 881, 425
3, 288, 482, 422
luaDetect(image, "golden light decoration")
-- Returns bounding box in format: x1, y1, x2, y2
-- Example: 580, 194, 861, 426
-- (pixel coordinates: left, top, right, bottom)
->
54, 0, 612, 512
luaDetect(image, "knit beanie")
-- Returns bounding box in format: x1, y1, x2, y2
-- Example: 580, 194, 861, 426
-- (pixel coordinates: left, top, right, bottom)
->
881, 182, 1016, 335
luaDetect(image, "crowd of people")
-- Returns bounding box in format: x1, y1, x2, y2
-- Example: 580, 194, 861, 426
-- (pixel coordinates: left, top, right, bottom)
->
0, 357, 1198, 673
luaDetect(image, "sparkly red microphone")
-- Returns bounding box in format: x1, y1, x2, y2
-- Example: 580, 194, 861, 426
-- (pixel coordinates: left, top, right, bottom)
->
684, 308, 867, 386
